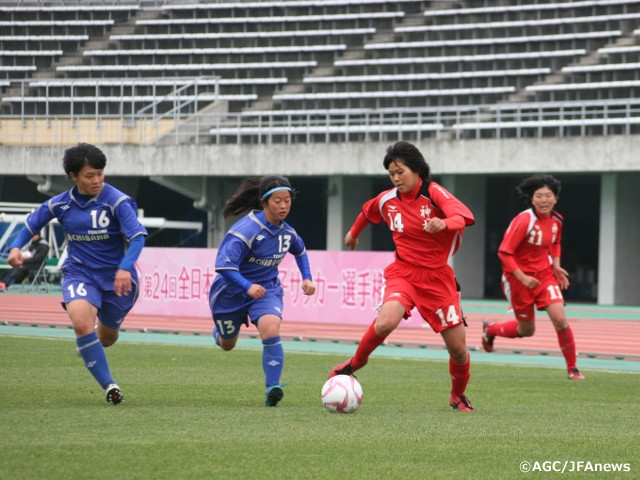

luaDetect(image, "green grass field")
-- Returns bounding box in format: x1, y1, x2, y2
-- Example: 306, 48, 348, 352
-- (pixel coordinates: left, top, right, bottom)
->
0, 335, 638, 480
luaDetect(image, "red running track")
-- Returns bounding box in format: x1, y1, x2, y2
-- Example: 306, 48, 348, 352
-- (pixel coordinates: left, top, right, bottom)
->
1, 294, 639, 361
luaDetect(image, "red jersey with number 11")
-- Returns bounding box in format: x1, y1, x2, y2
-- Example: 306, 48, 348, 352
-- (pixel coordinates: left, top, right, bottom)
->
361, 181, 475, 268
498, 208, 563, 274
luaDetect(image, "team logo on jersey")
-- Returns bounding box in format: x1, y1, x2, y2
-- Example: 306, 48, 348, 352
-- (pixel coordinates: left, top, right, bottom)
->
256, 234, 265, 241
61, 205, 70, 210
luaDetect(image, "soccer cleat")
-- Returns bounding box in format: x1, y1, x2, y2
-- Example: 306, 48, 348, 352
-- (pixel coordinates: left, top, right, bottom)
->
327, 358, 366, 379
449, 394, 474, 412
0, 282, 6, 292
105, 383, 124, 405
265, 384, 286, 407
568, 368, 585, 380
212, 326, 221, 347
481, 319, 495, 353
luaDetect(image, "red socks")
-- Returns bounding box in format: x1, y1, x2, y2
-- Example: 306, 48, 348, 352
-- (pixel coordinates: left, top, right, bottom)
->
488, 319, 520, 338
556, 325, 577, 370
352, 320, 387, 368
449, 356, 471, 397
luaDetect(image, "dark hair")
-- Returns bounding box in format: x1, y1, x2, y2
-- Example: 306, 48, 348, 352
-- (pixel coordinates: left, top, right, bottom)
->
62, 142, 107, 177
223, 175, 296, 218
516, 174, 561, 206
382, 141, 431, 182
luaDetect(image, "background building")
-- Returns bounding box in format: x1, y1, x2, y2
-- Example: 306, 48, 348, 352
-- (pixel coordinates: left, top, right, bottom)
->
1, 0, 639, 305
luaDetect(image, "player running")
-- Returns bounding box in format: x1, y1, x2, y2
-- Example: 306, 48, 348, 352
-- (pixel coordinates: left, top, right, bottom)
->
209, 175, 316, 406
482, 174, 585, 381
7, 143, 147, 404
327, 141, 476, 412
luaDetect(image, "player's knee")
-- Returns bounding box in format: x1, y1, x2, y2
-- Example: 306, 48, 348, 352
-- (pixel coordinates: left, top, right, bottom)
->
518, 324, 535, 337
219, 338, 237, 351
99, 333, 118, 347
449, 347, 468, 364
550, 317, 568, 331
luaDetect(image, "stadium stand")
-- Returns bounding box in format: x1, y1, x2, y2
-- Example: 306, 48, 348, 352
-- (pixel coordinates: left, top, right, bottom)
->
1, 0, 639, 144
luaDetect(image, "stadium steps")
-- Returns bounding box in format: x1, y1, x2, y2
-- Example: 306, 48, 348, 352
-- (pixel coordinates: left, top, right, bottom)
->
261, 10, 426, 112
504, 33, 639, 105
446, 31, 640, 139
0, 8, 159, 111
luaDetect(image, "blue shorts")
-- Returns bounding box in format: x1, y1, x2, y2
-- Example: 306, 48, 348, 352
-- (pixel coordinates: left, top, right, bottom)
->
61, 264, 139, 330
209, 277, 284, 339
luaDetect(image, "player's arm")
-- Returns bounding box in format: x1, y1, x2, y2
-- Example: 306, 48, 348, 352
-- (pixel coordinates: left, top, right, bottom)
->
498, 216, 539, 289
215, 234, 262, 298
7, 227, 35, 267
113, 199, 147, 296
426, 184, 475, 233
291, 237, 316, 296
8, 204, 53, 267
345, 197, 381, 250
550, 224, 569, 289
345, 212, 369, 250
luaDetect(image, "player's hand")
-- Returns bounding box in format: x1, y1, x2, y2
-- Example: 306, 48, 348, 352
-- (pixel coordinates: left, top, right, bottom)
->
114, 269, 132, 297
519, 274, 540, 289
301, 279, 316, 296
426, 218, 446, 233
553, 266, 570, 290
247, 284, 266, 299
7, 247, 24, 268
344, 231, 358, 250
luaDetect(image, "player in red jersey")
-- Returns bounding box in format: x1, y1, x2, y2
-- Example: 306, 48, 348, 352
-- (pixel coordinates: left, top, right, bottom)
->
328, 141, 476, 412
482, 175, 585, 380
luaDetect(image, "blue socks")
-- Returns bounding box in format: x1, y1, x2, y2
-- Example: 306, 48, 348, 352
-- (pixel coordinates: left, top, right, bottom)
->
262, 336, 284, 387
76, 332, 114, 389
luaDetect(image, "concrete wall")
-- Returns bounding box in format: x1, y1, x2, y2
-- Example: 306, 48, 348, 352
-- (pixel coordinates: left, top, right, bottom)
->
2, 135, 639, 177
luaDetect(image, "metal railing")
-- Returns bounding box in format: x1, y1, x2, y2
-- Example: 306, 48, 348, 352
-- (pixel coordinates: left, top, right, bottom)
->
2, 93, 640, 145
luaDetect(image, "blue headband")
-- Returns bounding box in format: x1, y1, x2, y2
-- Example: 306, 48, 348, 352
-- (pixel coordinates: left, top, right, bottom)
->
262, 186, 292, 199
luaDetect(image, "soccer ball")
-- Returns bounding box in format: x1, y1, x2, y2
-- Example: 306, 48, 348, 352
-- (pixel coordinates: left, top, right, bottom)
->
321, 375, 363, 413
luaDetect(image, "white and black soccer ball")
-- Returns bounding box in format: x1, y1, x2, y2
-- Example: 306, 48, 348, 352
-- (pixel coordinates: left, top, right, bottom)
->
321, 375, 363, 414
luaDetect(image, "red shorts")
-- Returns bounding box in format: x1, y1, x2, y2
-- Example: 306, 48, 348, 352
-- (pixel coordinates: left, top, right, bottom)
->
382, 261, 464, 333
501, 268, 564, 321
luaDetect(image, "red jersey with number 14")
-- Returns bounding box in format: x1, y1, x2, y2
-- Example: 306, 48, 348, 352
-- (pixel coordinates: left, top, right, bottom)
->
498, 208, 563, 274
361, 181, 475, 268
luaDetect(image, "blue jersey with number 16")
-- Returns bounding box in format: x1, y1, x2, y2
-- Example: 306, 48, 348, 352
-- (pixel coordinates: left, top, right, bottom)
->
22, 183, 147, 270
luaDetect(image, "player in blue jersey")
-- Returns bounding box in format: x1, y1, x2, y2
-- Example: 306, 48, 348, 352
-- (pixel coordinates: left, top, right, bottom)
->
209, 175, 316, 406
7, 143, 147, 405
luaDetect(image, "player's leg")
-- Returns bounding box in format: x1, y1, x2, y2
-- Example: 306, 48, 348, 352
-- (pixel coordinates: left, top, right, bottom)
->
483, 275, 536, 351
95, 285, 139, 404
209, 278, 249, 351
212, 319, 241, 351
441, 324, 473, 412
255, 313, 287, 405
67, 298, 122, 403
247, 290, 287, 406
329, 265, 413, 378
328, 300, 404, 378
545, 303, 584, 379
